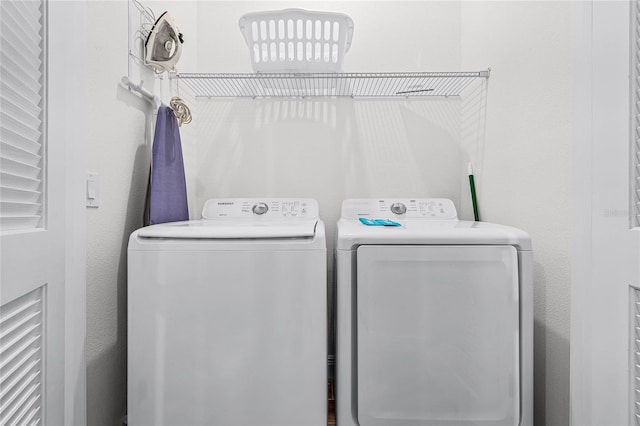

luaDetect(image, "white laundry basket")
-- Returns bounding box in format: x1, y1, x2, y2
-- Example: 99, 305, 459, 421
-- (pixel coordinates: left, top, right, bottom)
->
239, 8, 354, 73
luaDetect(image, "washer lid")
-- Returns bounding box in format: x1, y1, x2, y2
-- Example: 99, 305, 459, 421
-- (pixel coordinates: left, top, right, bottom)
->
137, 219, 318, 239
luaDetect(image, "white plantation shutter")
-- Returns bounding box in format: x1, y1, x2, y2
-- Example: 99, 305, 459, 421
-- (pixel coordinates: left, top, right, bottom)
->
0, 0, 45, 232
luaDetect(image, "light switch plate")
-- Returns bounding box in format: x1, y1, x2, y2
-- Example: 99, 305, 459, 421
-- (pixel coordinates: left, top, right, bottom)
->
86, 171, 99, 208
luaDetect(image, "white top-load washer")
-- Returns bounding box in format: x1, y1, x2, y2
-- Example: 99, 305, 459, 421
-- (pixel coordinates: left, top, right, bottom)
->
335, 198, 532, 426
128, 198, 326, 426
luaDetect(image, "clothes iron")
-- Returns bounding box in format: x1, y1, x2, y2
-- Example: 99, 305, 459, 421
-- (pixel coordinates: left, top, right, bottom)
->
144, 11, 184, 73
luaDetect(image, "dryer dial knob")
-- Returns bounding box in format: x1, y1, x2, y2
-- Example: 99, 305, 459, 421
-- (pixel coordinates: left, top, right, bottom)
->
390, 203, 407, 215
252, 202, 269, 215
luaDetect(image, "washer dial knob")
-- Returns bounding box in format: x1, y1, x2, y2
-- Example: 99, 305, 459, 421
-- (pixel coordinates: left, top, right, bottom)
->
252, 202, 269, 215
390, 202, 407, 215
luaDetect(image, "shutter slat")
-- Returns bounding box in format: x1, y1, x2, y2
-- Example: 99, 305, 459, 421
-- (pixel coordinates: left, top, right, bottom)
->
0, 158, 40, 180
0, 202, 41, 217
1, 111, 42, 144
0, 186, 41, 204
20, 404, 40, 426
1, 1, 42, 35
0, 358, 40, 403
10, 392, 41, 426
1, 99, 42, 131
1, 131, 43, 162
0, 314, 40, 343
0, 335, 39, 373
1, 90, 42, 124
0, 42, 41, 79
0, 64, 42, 106
0, 216, 41, 231
0, 141, 42, 166
0, 38, 42, 75
0, 172, 40, 191
0, 2, 42, 47
0, 21, 42, 61
1, 381, 40, 425
18, 1, 43, 28
0, 298, 40, 329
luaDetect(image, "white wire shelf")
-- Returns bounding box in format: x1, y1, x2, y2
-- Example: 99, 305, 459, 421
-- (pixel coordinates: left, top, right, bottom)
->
170, 70, 490, 99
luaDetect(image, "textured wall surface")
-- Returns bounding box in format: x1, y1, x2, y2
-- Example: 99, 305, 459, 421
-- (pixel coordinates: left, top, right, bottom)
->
85, 2, 149, 424
461, 2, 572, 425
85, 2, 198, 424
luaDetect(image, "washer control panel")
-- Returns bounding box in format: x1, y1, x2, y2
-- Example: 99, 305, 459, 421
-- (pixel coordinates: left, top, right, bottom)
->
202, 198, 319, 219
341, 198, 458, 220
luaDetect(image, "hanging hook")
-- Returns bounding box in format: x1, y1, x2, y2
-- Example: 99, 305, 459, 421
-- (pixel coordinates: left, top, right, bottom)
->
120, 76, 164, 108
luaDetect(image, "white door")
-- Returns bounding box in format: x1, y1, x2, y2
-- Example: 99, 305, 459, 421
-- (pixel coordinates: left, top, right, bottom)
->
1, 1, 85, 424
570, 1, 638, 425
356, 245, 520, 426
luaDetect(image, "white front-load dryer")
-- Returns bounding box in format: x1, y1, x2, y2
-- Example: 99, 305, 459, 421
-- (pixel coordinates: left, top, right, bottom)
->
128, 198, 326, 426
335, 198, 532, 426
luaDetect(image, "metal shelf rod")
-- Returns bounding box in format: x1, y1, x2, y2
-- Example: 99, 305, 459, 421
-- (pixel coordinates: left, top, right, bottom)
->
169, 70, 490, 99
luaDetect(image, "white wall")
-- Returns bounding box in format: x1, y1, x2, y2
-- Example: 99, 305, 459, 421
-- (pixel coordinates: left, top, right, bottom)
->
84, 2, 197, 424
461, 2, 573, 424
85, 2, 148, 424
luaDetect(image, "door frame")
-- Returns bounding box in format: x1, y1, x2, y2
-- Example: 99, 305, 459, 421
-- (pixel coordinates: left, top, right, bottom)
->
570, 1, 635, 425
49, 1, 87, 423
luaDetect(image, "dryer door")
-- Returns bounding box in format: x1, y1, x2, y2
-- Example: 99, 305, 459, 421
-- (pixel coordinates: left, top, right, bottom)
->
356, 245, 519, 426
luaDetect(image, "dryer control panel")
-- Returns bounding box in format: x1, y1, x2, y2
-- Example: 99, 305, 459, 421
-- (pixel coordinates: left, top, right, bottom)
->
341, 198, 458, 220
202, 198, 319, 219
